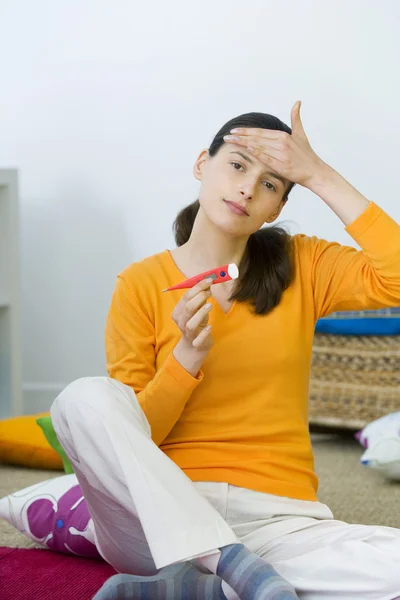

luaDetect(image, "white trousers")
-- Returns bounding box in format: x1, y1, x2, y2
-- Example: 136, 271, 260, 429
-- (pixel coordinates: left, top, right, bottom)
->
50, 376, 400, 600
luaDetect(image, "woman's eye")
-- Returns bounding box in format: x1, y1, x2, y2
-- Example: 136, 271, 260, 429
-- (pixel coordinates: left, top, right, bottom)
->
263, 181, 276, 191
231, 163, 276, 192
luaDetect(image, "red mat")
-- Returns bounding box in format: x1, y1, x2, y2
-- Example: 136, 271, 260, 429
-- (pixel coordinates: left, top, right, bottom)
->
0, 546, 117, 600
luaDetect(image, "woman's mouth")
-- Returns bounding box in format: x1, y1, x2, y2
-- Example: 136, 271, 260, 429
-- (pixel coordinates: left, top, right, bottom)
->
223, 200, 249, 216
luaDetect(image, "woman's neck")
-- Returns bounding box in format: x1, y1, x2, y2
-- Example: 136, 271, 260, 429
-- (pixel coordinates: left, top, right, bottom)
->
182, 208, 249, 271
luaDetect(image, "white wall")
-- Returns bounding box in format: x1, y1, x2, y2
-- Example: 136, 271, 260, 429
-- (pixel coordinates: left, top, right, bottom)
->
0, 0, 399, 414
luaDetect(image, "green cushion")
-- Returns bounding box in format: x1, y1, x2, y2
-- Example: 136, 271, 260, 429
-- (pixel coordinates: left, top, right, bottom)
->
36, 415, 74, 474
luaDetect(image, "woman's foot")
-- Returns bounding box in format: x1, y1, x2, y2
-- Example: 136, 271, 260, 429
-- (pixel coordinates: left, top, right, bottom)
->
217, 543, 299, 599
92, 561, 229, 599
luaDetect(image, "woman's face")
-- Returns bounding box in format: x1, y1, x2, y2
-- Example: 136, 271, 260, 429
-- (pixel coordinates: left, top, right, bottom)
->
193, 142, 290, 237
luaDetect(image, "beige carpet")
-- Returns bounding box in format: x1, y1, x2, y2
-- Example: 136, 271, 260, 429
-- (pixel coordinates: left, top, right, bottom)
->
1, 431, 399, 549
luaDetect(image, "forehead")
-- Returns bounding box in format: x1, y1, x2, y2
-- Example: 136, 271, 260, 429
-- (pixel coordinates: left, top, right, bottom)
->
218, 145, 287, 188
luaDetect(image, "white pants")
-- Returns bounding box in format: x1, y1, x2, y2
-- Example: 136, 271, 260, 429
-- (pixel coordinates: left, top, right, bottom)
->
50, 377, 400, 600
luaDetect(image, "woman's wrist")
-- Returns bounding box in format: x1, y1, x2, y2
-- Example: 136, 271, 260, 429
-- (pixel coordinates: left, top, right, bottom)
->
173, 338, 208, 378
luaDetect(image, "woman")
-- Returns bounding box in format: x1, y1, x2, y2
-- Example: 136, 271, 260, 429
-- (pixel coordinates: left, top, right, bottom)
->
51, 102, 400, 600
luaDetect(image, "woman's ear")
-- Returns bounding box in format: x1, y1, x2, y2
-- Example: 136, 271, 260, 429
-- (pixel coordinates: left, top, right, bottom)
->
193, 149, 210, 181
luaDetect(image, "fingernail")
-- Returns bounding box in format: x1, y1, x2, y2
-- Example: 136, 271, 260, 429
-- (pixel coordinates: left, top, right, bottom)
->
205, 278, 213, 284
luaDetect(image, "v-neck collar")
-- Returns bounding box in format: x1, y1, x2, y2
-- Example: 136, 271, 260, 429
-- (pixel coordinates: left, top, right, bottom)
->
164, 249, 237, 318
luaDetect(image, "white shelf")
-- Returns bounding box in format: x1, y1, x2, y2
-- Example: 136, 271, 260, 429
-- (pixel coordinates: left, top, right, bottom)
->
0, 170, 22, 418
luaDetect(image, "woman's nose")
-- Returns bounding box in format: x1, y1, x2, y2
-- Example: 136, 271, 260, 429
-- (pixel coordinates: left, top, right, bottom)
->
240, 187, 254, 200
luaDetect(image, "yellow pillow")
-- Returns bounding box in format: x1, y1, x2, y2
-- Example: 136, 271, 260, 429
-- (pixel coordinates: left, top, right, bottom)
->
0, 413, 63, 470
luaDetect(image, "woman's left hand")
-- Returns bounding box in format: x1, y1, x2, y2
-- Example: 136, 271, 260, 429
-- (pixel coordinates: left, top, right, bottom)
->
223, 101, 326, 188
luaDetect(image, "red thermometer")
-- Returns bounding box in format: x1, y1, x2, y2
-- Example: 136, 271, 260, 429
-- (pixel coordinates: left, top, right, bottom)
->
162, 263, 239, 292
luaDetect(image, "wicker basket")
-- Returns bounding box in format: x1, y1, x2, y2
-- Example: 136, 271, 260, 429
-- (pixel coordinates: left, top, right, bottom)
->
309, 333, 400, 430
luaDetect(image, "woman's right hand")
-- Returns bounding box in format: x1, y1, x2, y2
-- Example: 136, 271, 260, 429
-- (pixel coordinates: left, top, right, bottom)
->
172, 278, 214, 375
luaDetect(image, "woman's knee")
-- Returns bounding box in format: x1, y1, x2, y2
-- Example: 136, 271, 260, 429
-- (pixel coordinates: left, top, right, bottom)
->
51, 376, 111, 418
50, 376, 150, 436
49, 377, 105, 442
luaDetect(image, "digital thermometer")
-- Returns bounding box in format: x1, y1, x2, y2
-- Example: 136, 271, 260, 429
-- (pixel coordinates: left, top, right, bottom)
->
162, 263, 239, 292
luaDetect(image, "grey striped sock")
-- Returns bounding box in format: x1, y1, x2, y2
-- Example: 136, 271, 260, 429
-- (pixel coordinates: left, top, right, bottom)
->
92, 561, 228, 599
217, 543, 299, 599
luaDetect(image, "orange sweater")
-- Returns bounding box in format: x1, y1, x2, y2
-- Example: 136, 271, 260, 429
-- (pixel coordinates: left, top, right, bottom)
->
105, 201, 400, 501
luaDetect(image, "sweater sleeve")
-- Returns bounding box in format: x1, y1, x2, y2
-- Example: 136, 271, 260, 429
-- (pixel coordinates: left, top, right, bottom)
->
305, 201, 400, 319
105, 274, 204, 445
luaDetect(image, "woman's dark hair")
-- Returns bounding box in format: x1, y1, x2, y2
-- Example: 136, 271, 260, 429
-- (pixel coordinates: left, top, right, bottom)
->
173, 112, 297, 316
